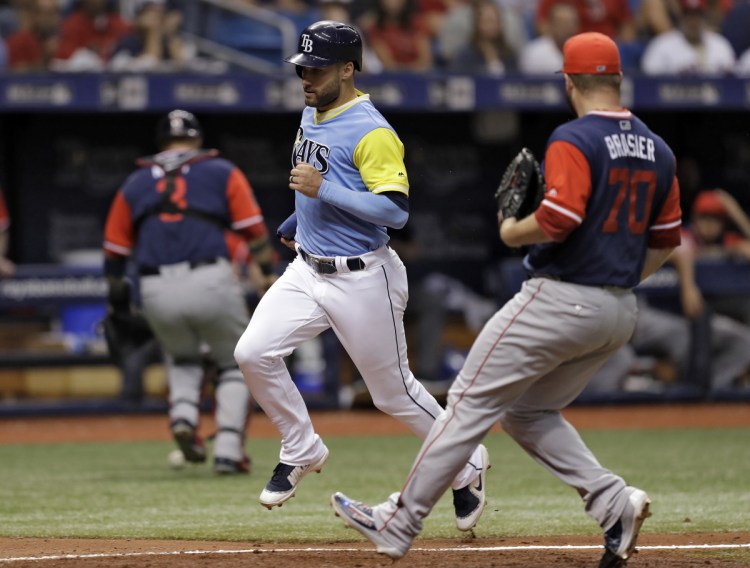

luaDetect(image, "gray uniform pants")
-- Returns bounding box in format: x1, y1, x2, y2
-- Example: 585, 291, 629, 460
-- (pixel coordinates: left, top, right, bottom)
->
372, 278, 639, 549
141, 259, 251, 461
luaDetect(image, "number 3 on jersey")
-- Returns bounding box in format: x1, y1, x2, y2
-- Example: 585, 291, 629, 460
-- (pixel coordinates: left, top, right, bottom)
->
602, 168, 657, 235
156, 175, 188, 222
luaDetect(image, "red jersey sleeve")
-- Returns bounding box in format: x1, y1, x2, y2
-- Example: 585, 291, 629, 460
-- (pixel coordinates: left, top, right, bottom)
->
226, 168, 268, 240
225, 230, 250, 265
648, 175, 681, 248
0, 191, 9, 232
534, 140, 591, 242
103, 191, 135, 257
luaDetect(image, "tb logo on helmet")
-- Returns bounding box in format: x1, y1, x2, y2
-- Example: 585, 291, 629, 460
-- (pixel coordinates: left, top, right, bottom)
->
284, 21, 363, 74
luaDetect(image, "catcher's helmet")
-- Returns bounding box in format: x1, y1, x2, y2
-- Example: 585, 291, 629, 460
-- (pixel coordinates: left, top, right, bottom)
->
156, 109, 203, 147
284, 20, 362, 74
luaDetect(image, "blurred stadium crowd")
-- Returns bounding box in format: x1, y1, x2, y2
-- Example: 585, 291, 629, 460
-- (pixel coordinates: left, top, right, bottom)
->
0, 0, 748, 75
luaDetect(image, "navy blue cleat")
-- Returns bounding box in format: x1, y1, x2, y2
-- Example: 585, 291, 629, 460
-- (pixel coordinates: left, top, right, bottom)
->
259, 448, 329, 509
331, 492, 407, 560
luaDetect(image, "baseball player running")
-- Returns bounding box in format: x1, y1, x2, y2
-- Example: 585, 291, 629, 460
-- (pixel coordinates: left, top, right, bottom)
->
103, 110, 276, 474
233, 21, 490, 531
333, 32, 682, 568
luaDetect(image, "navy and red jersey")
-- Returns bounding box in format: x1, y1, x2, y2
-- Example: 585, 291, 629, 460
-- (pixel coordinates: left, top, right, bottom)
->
525, 110, 682, 288
104, 150, 268, 269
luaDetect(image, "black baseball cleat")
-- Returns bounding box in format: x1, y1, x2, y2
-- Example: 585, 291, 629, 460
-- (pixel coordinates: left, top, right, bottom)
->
259, 447, 329, 509
171, 420, 206, 463
453, 444, 490, 531
598, 487, 651, 568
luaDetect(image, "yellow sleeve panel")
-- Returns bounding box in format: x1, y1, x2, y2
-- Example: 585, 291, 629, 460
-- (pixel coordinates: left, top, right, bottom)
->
353, 128, 410, 196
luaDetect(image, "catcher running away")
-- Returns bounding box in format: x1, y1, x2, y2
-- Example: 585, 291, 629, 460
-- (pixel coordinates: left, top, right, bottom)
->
603, 132, 656, 162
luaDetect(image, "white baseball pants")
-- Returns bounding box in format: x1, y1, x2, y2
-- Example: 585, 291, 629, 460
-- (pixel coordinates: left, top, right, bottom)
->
235, 246, 484, 489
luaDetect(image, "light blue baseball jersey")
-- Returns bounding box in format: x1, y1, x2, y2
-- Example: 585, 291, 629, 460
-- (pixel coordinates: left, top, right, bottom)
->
292, 92, 409, 257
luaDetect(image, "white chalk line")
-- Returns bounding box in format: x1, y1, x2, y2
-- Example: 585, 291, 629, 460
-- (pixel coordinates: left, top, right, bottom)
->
1, 543, 748, 563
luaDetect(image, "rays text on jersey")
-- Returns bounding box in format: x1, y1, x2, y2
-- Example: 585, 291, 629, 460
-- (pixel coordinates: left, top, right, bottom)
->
292, 138, 331, 173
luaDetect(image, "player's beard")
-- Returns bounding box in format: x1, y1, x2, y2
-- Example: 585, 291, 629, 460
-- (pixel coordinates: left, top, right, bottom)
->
308, 79, 341, 110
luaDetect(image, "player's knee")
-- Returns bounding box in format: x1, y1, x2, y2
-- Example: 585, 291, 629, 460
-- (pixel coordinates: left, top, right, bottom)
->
233, 336, 275, 374
234, 337, 260, 370
369, 394, 403, 416
499, 410, 541, 434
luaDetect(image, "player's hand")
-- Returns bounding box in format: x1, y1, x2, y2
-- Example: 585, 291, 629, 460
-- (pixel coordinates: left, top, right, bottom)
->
289, 162, 322, 199
247, 263, 277, 297
498, 215, 517, 241
280, 237, 296, 251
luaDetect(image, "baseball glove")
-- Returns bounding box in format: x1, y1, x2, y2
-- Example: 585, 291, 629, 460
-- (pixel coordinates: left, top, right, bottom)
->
102, 311, 155, 365
494, 148, 546, 220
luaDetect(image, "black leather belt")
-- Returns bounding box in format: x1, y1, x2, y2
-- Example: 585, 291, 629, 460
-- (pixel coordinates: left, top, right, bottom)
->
298, 247, 365, 275
139, 258, 220, 276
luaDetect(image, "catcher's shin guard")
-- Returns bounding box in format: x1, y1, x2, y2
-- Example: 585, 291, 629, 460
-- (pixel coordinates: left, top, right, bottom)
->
213, 368, 251, 463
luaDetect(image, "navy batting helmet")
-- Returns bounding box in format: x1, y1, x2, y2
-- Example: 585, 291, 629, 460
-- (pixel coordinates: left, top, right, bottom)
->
284, 20, 362, 73
156, 109, 203, 147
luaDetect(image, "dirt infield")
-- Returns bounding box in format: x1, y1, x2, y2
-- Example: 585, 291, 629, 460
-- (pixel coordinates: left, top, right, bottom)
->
1, 403, 749, 567
1, 533, 749, 567
2, 403, 750, 445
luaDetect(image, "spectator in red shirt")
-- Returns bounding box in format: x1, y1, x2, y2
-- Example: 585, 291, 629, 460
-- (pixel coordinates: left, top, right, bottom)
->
53, 0, 131, 68
536, 0, 635, 41
677, 189, 750, 325
682, 190, 750, 261
6, 0, 60, 71
417, 0, 452, 39
365, 0, 434, 71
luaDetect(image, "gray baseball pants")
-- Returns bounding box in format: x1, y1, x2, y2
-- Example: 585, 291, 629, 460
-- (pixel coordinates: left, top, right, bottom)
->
141, 259, 251, 461
372, 277, 640, 549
